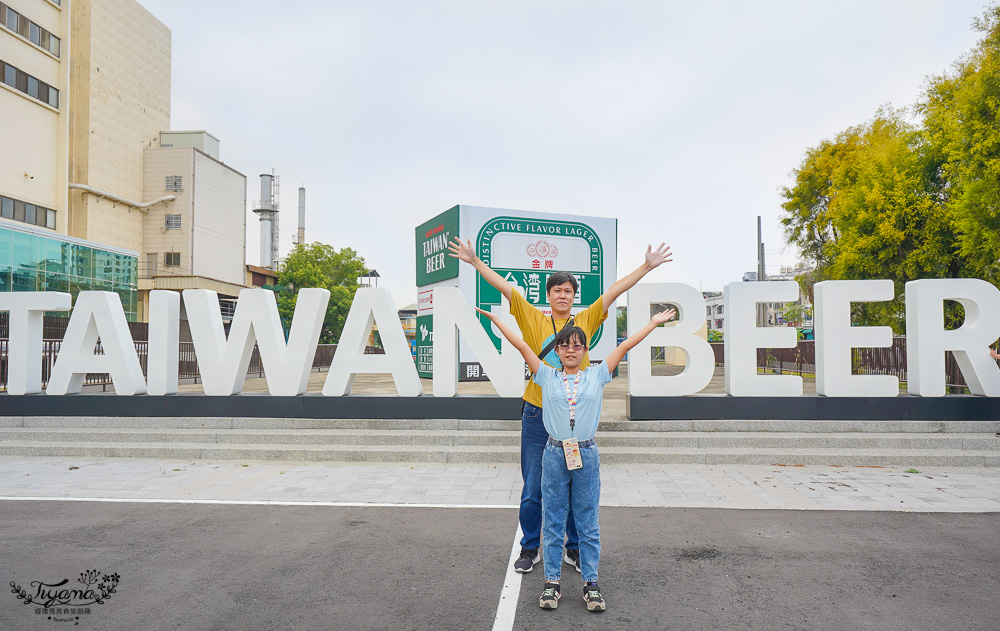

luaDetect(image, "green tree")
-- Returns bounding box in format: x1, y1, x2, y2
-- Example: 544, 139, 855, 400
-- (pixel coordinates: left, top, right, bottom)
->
779, 302, 811, 326
276, 243, 367, 343
780, 108, 960, 332
920, 4, 1000, 284
781, 4, 1000, 332
616, 307, 627, 338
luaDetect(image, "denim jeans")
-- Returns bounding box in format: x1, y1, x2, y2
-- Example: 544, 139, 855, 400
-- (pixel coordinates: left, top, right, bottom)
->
541, 439, 600, 583
520, 402, 578, 551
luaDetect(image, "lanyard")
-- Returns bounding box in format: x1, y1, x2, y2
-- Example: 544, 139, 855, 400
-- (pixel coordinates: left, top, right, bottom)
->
550, 314, 573, 339
559, 372, 582, 434
538, 315, 575, 363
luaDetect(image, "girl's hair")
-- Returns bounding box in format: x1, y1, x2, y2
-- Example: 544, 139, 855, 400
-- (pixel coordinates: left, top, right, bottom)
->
553, 325, 588, 349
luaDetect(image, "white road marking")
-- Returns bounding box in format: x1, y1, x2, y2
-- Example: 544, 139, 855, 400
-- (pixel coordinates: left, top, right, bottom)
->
492, 524, 525, 631
0, 496, 518, 509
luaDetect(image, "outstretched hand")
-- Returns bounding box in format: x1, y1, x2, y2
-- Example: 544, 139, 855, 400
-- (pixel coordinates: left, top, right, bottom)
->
991, 348, 1000, 361
448, 237, 477, 264
651, 308, 676, 326
644, 243, 673, 270
475, 307, 497, 323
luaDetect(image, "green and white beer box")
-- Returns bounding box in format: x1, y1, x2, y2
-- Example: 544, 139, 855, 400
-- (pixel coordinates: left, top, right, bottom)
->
414, 205, 618, 380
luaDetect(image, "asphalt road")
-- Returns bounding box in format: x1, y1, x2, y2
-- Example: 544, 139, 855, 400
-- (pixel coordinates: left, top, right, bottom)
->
1, 502, 998, 631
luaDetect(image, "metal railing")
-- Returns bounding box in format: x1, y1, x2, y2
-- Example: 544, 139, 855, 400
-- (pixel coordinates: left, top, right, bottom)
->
2, 337, 987, 392
709, 338, 993, 390
0, 341, 351, 392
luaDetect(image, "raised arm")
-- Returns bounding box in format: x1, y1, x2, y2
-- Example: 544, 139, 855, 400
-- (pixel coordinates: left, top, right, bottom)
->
603, 308, 676, 373
599, 243, 672, 315
448, 238, 513, 301
476, 307, 540, 374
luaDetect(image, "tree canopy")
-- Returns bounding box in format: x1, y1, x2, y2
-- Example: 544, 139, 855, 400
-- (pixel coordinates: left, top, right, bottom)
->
921, 6, 1000, 282
276, 243, 367, 343
781, 4, 1000, 331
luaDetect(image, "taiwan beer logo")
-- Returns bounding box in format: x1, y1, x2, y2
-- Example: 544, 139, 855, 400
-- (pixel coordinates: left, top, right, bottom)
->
476, 216, 604, 348
10, 570, 121, 625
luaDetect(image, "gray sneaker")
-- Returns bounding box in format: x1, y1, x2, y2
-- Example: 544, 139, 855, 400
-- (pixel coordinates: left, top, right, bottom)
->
563, 548, 581, 573
513, 547, 539, 573
539, 582, 561, 609
584, 582, 606, 612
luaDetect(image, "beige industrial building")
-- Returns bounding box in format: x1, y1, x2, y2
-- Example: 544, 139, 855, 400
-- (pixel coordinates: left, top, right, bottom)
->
139, 130, 248, 322
0, 0, 250, 324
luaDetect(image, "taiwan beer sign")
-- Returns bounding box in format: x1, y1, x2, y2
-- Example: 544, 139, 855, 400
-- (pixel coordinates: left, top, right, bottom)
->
414, 205, 617, 380
415, 206, 460, 286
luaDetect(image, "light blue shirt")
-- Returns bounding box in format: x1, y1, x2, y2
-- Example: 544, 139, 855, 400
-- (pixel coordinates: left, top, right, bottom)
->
534, 364, 612, 441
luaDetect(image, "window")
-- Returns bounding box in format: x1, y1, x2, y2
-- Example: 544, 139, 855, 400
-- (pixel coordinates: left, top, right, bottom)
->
0, 5, 60, 57
164, 214, 181, 229
0, 194, 56, 229
0, 58, 59, 107
706, 306, 711, 316
165, 176, 183, 192
164, 252, 180, 267
716, 319, 723, 329
717, 305, 723, 314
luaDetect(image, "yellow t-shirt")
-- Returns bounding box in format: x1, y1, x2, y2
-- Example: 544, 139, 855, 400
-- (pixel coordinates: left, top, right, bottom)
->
509, 289, 609, 407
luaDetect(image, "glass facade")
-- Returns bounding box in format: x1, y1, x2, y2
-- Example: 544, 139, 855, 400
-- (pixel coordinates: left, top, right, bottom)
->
0, 223, 138, 320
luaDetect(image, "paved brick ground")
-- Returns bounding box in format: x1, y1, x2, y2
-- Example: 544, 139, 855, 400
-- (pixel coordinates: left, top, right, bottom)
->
2, 459, 997, 512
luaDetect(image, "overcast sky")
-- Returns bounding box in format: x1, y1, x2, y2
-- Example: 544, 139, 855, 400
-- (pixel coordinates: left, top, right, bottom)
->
139, 0, 987, 303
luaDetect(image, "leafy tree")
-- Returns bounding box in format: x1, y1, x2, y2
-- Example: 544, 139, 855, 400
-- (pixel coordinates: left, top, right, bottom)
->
781, 109, 957, 331
920, 4, 1000, 284
616, 307, 627, 338
276, 243, 367, 343
779, 303, 812, 326
781, 4, 1000, 333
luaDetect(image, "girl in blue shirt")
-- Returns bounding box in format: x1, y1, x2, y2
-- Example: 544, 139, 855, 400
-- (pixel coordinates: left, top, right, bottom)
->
478, 305, 676, 612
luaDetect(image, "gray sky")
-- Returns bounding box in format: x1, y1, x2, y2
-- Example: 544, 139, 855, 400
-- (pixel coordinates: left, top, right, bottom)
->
140, 0, 987, 302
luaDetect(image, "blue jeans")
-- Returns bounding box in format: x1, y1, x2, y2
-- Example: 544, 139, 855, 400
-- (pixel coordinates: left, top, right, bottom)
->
520, 402, 578, 551
542, 439, 600, 583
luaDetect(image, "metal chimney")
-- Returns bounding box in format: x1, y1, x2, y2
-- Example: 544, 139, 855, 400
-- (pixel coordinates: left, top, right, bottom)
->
297, 187, 306, 246
253, 170, 280, 269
